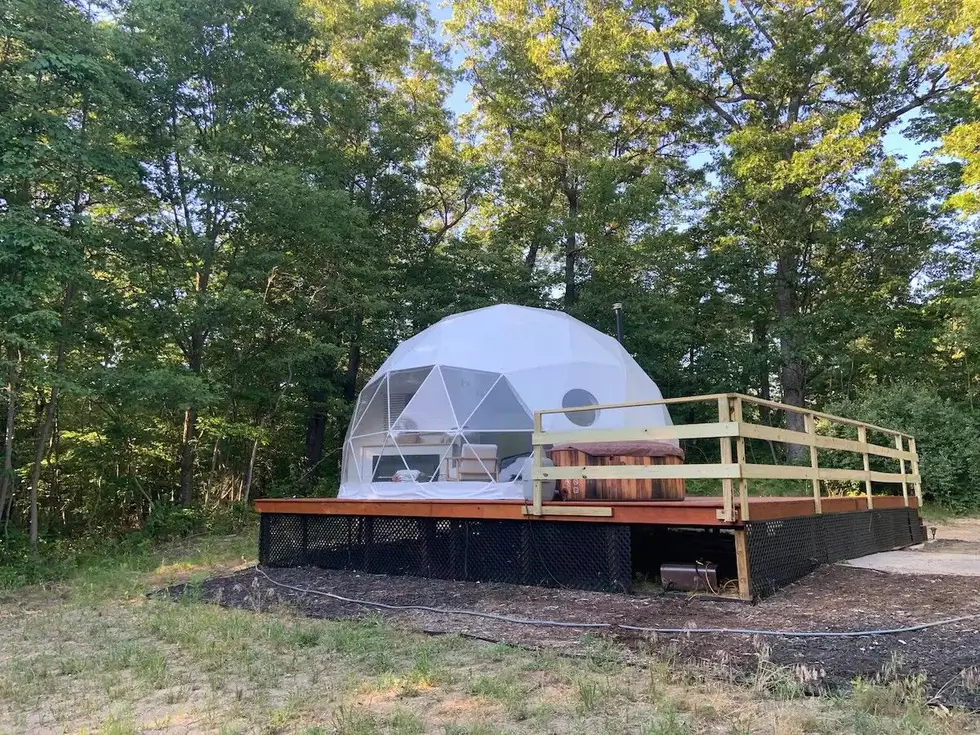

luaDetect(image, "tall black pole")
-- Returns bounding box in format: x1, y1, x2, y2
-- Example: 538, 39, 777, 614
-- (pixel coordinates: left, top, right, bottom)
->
613, 302, 623, 344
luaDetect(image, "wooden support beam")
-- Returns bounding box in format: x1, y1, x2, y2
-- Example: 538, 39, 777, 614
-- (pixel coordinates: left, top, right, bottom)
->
734, 529, 752, 601
729, 393, 904, 437
535, 463, 741, 481
896, 435, 909, 507
531, 411, 544, 516
718, 396, 735, 523
738, 423, 913, 460
520, 505, 613, 517
538, 393, 733, 417
858, 425, 873, 509
732, 396, 749, 521
804, 412, 822, 514
738, 464, 917, 484
908, 437, 922, 506
532, 422, 738, 446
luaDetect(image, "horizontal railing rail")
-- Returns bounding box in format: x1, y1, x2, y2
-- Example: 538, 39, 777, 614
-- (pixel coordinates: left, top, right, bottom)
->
528, 393, 922, 522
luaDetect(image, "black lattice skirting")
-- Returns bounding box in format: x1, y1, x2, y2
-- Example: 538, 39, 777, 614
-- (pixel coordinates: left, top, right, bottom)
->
258, 507, 924, 599
744, 507, 925, 598
259, 514, 633, 592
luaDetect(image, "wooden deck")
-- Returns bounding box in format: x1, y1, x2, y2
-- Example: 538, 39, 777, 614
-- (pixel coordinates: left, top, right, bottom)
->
254, 494, 918, 527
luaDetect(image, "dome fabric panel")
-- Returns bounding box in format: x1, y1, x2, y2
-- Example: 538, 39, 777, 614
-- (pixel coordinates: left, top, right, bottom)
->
339, 304, 673, 500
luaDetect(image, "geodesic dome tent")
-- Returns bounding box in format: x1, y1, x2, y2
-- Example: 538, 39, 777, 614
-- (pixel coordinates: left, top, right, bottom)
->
339, 305, 674, 500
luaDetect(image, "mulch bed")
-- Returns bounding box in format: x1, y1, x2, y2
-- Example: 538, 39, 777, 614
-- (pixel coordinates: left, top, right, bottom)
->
161, 565, 980, 710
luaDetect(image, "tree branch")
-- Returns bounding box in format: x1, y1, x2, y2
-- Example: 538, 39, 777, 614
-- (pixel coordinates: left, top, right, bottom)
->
870, 70, 958, 132
737, 0, 777, 49
663, 51, 741, 129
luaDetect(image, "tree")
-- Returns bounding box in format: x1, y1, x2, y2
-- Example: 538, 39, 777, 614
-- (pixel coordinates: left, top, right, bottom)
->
115, 0, 322, 506
294, 0, 490, 481
0, 0, 131, 548
639, 0, 964, 446
450, 0, 698, 310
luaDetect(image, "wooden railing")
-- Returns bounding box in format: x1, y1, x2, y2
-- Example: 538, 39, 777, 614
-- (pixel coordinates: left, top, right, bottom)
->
528, 393, 921, 522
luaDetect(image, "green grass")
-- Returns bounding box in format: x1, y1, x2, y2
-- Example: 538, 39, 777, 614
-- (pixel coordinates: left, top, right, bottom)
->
0, 531, 976, 734
919, 502, 980, 523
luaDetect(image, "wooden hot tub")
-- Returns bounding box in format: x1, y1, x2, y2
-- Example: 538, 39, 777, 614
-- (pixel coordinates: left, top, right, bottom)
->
549, 441, 685, 501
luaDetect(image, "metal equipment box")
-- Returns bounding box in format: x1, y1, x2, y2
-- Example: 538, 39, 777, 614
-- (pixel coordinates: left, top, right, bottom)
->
660, 562, 718, 592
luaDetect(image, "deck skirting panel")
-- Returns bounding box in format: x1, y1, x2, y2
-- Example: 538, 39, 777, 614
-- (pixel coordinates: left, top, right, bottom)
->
257, 504, 925, 599
744, 507, 925, 598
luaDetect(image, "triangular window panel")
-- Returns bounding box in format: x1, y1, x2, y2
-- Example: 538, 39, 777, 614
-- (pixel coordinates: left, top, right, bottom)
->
441, 367, 500, 428
350, 376, 389, 437
386, 367, 433, 428
367, 432, 412, 483
341, 441, 361, 484
462, 377, 532, 431
394, 367, 457, 432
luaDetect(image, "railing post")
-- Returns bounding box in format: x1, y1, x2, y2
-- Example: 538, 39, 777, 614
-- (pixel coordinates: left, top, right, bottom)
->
531, 410, 544, 516
731, 396, 749, 521
895, 434, 909, 507
858, 425, 873, 509
804, 412, 822, 514
718, 395, 735, 522
908, 436, 922, 506
734, 528, 752, 601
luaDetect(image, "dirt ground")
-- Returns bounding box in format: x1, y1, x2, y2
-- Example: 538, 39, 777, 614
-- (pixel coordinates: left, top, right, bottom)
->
172, 558, 980, 711
921, 518, 980, 555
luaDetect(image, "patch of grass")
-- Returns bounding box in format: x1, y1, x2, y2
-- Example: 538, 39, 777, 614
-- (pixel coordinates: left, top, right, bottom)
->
576, 678, 601, 712
2, 531, 977, 735
99, 712, 138, 735
640, 708, 693, 735
920, 503, 972, 524
386, 709, 426, 734
685, 477, 809, 498
441, 724, 504, 735
851, 674, 929, 718
475, 641, 522, 663
330, 706, 379, 735
0, 519, 256, 596
581, 635, 624, 672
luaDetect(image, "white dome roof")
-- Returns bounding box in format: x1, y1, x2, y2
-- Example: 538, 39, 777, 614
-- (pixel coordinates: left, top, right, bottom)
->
339, 305, 672, 501
378, 304, 624, 374
371, 304, 669, 425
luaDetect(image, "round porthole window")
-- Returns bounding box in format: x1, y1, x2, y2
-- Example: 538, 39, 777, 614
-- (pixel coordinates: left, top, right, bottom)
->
562, 389, 599, 427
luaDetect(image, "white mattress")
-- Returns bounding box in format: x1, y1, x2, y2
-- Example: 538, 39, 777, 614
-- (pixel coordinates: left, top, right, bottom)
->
338, 480, 526, 501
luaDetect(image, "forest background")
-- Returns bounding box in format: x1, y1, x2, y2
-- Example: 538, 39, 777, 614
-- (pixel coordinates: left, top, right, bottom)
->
3, 0, 980, 564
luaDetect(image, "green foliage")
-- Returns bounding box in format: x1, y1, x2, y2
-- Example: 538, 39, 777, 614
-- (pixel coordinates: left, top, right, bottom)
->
827, 383, 980, 512
1, 0, 979, 555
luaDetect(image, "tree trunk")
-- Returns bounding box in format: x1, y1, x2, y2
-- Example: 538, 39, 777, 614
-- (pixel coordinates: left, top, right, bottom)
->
753, 314, 772, 420
306, 323, 360, 477
305, 383, 328, 476
177, 280, 207, 506
0, 349, 19, 521
756, 337, 772, 401
178, 405, 198, 507
524, 240, 540, 270
343, 326, 362, 403
28, 280, 73, 552
28, 385, 57, 554
243, 437, 259, 506
524, 188, 557, 271
563, 187, 579, 310
776, 250, 806, 461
